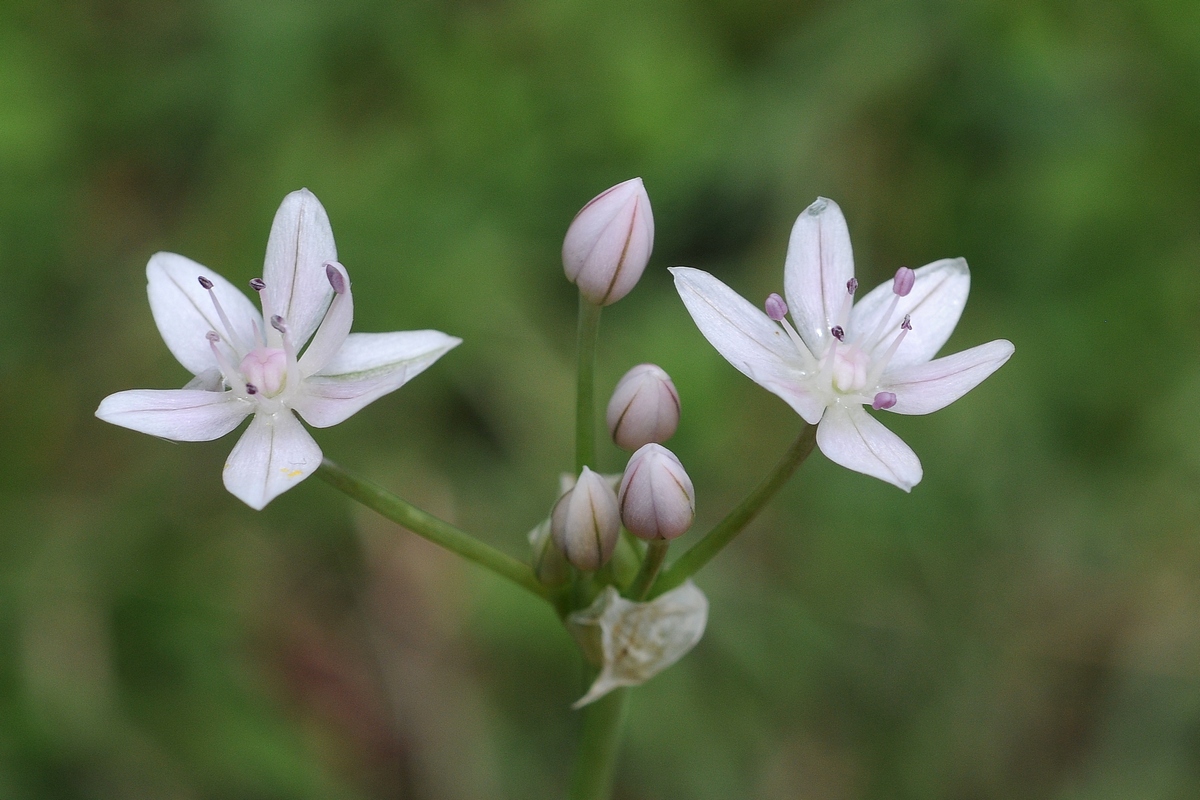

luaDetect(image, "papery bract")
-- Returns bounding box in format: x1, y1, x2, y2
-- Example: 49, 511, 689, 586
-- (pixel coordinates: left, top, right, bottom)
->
567, 581, 708, 708
96, 189, 461, 509
671, 197, 1014, 491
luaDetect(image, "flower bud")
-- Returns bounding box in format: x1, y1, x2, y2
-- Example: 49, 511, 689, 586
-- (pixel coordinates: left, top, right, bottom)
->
562, 177, 654, 306
605, 363, 680, 451
551, 466, 620, 571
617, 444, 695, 541
528, 518, 570, 587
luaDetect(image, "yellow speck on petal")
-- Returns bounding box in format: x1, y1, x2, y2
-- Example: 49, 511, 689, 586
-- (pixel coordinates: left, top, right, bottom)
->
280, 468, 304, 479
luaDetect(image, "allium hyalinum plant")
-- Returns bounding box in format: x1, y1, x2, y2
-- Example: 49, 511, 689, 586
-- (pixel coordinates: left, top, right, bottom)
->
96, 182, 1011, 800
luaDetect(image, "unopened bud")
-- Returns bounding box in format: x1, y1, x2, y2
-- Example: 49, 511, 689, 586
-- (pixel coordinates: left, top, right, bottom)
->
528, 518, 570, 587
562, 178, 654, 306
606, 364, 680, 451
551, 466, 620, 571
618, 444, 695, 541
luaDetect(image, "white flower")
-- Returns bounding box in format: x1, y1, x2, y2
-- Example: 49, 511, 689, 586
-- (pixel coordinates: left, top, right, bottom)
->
566, 581, 708, 708
96, 189, 461, 509
671, 197, 1013, 491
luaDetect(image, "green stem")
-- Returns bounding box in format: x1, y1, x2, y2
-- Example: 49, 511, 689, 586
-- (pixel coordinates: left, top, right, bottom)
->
650, 423, 817, 598
316, 459, 550, 601
575, 295, 603, 474
567, 687, 630, 800
625, 539, 668, 600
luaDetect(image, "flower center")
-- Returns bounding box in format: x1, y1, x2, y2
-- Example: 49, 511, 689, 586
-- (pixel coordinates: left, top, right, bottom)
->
831, 345, 870, 393
238, 347, 288, 397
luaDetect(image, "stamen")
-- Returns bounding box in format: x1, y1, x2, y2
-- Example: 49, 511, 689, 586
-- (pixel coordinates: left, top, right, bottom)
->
245, 383, 259, 395
249, 277, 266, 292
834, 278, 855, 328
764, 293, 788, 322
271, 315, 300, 395
865, 317, 913, 388
198, 275, 245, 353
831, 326, 845, 342
872, 391, 897, 410
206, 331, 246, 394
325, 262, 347, 294
892, 267, 915, 297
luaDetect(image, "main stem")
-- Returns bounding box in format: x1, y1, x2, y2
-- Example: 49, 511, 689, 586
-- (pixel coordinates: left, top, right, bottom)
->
567, 688, 630, 800
650, 423, 817, 598
575, 295, 603, 473
316, 459, 550, 601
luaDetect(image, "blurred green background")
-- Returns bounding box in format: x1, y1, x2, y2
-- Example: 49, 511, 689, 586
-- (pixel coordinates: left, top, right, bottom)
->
2, 0, 1199, 797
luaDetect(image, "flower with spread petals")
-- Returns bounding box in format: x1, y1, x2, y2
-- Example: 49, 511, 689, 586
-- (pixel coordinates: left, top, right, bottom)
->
96, 189, 461, 509
671, 197, 1013, 491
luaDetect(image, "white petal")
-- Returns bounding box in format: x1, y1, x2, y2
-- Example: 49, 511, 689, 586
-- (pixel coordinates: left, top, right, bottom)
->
262, 189, 337, 349
783, 198, 855, 355
96, 389, 250, 441
671, 267, 825, 424
882, 339, 1014, 415
147, 252, 262, 375
222, 411, 322, 509
292, 330, 461, 428
850, 258, 969, 368
816, 404, 922, 491
298, 261, 353, 377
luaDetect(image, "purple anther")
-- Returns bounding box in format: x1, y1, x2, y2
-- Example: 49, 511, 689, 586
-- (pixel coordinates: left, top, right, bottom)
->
249, 277, 266, 292
892, 267, 915, 297
270, 315, 287, 334
197, 276, 214, 290
846, 277, 858, 295
764, 293, 788, 321
872, 391, 897, 410
901, 314, 912, 331
325, 262, 347, 294
245, 383, 259, 395
831, 325, 845, 342
205, 331, 221, 342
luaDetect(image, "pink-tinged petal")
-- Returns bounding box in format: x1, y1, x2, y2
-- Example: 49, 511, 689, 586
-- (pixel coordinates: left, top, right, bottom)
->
816, 404, 922, 491
783, 198, 855, 355
850, 258, 969, 367
96, 389, 250, 441
262, 189, 337, 350
882, 339, 1014, 415
222, 411, 321, 509
147, 252, 262, 375
298, 261, 353, 377
562, 177, 655, 306
671, 267, 823, 423
293, 330, 461, 428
